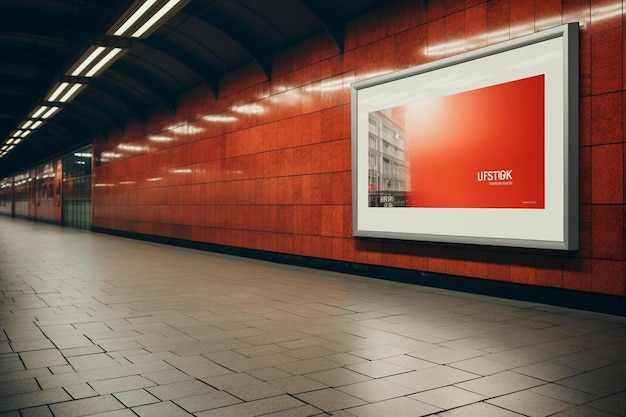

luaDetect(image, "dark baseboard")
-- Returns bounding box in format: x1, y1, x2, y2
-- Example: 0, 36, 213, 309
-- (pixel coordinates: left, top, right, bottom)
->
93, 227, 626, 317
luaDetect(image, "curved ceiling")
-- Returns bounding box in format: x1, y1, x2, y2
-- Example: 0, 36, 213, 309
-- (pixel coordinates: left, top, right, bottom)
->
0, 0, 395, 177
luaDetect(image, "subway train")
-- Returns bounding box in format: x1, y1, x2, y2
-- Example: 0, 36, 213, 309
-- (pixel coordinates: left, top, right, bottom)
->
0, 147, 92, 229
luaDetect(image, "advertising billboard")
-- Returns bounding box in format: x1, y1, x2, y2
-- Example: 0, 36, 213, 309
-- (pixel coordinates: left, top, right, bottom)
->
352, 24, 579, 250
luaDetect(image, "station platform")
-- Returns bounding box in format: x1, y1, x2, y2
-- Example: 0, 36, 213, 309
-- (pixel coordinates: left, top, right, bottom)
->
0, 218, 624, 416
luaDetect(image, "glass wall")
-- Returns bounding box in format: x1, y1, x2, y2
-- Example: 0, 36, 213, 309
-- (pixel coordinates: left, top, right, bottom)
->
63, 146, 92, 229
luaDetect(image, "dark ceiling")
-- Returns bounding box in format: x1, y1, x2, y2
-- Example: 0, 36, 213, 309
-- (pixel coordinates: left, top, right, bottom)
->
0, 0, 397, 177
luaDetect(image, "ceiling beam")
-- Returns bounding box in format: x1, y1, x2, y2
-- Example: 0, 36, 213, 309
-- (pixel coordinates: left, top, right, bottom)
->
199, 15, 272, 80
137, 38, 219, 97
105, 67, 177, 115
299, 0, 345, 53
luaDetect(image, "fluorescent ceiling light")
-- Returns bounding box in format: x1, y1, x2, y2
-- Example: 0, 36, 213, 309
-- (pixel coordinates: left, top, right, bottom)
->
47, 82, 84, 103
6, 139, 14, 145
47, 82, 70, 102
59, 83, 84, 102
13, 138, 22, 144
85, 48, 123, 77
31, 106, 49, 118
132, 0, 183, 38
21, 121, 33, 129
42, 107, 60, 119
31, 121, 43, 129
113, 0, 158, 36
71, 47, 106, 76
20, 131, 31, 138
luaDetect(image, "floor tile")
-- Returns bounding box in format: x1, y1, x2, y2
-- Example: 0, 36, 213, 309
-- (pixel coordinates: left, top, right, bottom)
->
295, 388, 367, 412
455, 371, 545, 397
193, 395, 306, 417
346, 396, 441, 417
132, 401, 191, 417
0, 219, 624, 417
435, 401, 526, 416
268, 375, 328, 394
64, 383, 99, 399
345, 359, 413, 378
337, 378, 415, 402
20, 349, 67, 369
410, 386, 486, 409
0, 388, 71, 413
487, 390, 575, 416
89, 375, 156, 395
586, 391, 626, 415
305, 368, 371, 387
48, 395, 125, 417
19, 406, 53, 417
173, 391, 241, 413
113, 389, 159, 407
146, 379, 217, 401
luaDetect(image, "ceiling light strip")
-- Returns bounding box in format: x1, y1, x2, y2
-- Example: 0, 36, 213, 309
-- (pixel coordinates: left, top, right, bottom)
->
114, 0, 159, 36
85, 48, 124, 77
132, 0, 183, 38
71, 47, 106, 77
58, 83, 84, 103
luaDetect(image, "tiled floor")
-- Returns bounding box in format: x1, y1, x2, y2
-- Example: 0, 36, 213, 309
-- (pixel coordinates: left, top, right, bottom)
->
0, 218, 625, 417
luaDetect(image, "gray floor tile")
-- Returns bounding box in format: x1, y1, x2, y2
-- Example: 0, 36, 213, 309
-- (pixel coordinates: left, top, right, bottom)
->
0, 388, 71, 413
133, 401, 192, 417
345, 359, 413, 378
337, 378, 415, 402
223, 381, 285, 401
487, 390, 575, 416
269, 375, 328, 394
295, 388, 366, 412
557, 362, 626, 396
64, 383, 99, 399
174, 391, 241, 413
306, 368, 371, 387
0, 219, 624, 417
146, 380, 217, 401
194, 395, 306, 417
113, 389, 159, 408
19, 406, 53, 417
435, 401, 526, 416
409, 386, 486, 409
346, 397, 441, 417
0, 378, 39, 397
49, 395, 125, 417
455, 371, 545, 397
20, 349, 67, 369
586, 391, 626, 416
89, 375, 156, 395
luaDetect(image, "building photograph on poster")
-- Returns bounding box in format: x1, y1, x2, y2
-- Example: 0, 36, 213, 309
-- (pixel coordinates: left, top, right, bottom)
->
353, 23, 579, 250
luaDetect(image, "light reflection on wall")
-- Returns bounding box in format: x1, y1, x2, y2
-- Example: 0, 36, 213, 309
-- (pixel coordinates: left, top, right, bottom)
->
425, 2, 623, 57
149, 135, 174, 142
167, 122, 204, 135
117, 144, 150, 152
202, 115, 238, 123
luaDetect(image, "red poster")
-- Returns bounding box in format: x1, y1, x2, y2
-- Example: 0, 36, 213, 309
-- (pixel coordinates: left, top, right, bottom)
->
400, 75, 545, 209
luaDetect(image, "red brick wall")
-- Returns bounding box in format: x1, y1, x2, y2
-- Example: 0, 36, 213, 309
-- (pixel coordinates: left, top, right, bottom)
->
93, 0, 625, 296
